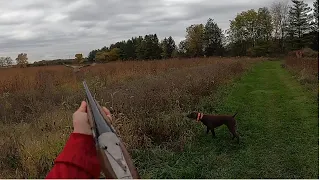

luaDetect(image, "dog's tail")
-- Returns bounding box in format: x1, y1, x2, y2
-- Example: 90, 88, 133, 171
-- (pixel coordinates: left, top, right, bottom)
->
232, 112, 238, 118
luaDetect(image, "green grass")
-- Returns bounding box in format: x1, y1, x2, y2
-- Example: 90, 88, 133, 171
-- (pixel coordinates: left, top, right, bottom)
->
133, 61, 319, 179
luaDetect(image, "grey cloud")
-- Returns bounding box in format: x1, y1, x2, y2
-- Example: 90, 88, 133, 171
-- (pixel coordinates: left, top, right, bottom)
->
0, 0, 316, 62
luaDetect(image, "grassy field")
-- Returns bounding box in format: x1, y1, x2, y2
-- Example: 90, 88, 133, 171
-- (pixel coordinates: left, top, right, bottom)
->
0, 57, 260, 178
0, 57, 317, 178
134, 61, 319, 179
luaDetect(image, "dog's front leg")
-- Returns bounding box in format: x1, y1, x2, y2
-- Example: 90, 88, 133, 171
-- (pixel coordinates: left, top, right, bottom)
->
211, 128, 216, 138
206, 127, 210, 134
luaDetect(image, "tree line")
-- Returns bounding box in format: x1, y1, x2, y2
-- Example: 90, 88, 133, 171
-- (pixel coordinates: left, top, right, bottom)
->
227, 0, 318, 56
0, 54, 27, 68
86, 17, 225, 62
85, 0, 318, 62
0, 0, 318, 67
87, 34, 177, 62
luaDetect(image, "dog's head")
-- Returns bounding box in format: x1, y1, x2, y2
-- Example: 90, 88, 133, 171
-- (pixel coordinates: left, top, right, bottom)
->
186, 112, 199, 119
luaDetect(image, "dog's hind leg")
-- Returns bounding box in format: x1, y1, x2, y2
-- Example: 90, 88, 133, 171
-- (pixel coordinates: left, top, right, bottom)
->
206, 127, 210, 134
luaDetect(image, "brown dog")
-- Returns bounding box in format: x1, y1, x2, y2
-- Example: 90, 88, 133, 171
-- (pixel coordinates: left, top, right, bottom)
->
187, 112, 239, 143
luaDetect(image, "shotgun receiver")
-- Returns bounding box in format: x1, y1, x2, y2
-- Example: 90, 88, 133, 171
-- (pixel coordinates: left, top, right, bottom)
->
83, 81, 140, 179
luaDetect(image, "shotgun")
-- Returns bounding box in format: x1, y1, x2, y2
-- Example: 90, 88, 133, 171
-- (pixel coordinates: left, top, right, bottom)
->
83, 81, 140, 179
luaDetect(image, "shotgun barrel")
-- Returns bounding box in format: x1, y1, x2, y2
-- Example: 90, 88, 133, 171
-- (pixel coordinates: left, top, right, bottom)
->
83, 81, 139, 179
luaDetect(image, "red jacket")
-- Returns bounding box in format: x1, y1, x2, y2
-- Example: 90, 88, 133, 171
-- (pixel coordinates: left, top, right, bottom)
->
46, 133, 101, 179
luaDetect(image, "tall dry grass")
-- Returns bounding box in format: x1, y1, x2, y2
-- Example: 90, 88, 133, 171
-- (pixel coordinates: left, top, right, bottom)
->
284, 57, 319, 91
0, 57, 261, 178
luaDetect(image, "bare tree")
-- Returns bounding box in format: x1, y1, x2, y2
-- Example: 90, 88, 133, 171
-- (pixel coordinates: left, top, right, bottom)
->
0, 57, 13, 67
0, 57, 5, 67
5, 57, 13, 66
271, 1, 289, 51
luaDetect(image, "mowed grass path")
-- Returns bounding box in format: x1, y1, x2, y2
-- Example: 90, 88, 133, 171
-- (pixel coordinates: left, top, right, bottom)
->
134, 61, 318, 179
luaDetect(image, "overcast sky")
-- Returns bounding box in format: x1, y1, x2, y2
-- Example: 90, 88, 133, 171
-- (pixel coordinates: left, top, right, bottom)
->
0, 0, 314, 62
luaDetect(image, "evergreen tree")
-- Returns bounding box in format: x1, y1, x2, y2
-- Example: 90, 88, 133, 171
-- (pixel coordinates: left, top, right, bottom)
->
88, 49, 99, 62
167, 36, 176, 58
203, 18, 224, 56
161, 36, 176, 58
288, 0, 312, 49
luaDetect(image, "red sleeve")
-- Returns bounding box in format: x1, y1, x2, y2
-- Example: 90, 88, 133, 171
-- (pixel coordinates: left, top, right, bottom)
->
46, 133, 101, 179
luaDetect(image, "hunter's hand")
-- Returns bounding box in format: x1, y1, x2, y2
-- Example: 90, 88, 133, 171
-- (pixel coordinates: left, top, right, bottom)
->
73, 101, 112, 135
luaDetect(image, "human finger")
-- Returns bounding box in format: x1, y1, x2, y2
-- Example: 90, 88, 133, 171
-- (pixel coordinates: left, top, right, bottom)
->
77, 101, 87, 113
102, 107, 113, 122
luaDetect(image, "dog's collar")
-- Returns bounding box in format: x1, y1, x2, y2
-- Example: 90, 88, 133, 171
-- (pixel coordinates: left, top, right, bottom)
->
196, 113, 203, 122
